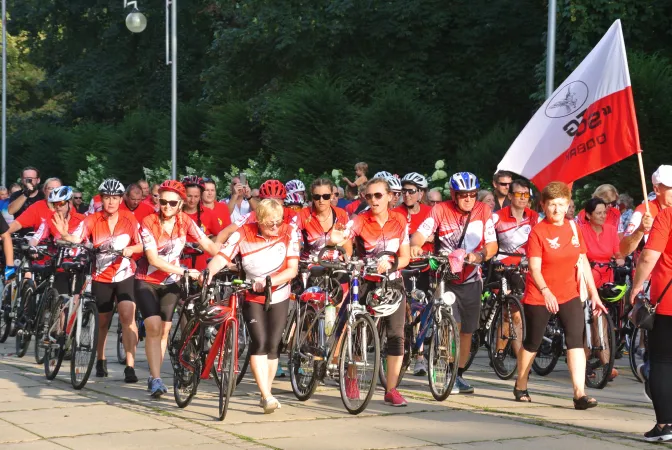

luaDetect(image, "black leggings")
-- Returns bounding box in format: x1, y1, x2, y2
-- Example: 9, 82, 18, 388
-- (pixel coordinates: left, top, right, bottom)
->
359, 279, 406, 357
243, 300, 289, 360
649, 314, 672, 424
523, 297, 585, 352
135, 280, 182, 322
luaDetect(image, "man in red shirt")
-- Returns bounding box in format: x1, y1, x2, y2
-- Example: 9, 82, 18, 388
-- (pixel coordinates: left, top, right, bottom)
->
120, 183, 155, 223
202, 178, 232, 233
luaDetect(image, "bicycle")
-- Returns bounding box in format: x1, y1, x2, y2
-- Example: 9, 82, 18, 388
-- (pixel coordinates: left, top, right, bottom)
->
116, 309, 145, 366
41, 241, 113, 389
288, 246, 381, 415
378, 254, 460, 401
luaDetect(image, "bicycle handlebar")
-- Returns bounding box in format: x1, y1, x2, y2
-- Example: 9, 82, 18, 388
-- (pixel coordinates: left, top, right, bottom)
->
264, 275, 272, 312
317, 245, 348, 269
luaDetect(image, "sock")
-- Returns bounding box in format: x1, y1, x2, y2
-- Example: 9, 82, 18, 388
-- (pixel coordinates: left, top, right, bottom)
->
458, 368, 465, 377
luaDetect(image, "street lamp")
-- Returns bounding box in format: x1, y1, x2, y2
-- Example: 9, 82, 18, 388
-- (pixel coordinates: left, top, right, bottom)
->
123, 0, 177, 180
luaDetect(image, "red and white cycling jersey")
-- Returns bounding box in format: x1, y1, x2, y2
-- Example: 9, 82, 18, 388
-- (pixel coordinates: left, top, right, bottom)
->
136, 212, 206, 285
492, 206, 540, 264
218, 223, 300, 305
71, 210, 140, 283
296, 206, 349, 260
33, 211, 86, 243
87, 194, 103, 215
417, 201, 496, 284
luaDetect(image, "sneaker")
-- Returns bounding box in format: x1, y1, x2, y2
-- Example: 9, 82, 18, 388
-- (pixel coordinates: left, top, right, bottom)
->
124, 366, 138, 383
345, 376, 360, 400
150, 378, 167, 398
95, 360, 108, 378
454, 376, 474, 394
275, 364, 285, 378
261, 396, 281, 414
384, 389, 408, 407
413, 358, 427, 376
147, 376, 154, 391
644, 424, 672, 442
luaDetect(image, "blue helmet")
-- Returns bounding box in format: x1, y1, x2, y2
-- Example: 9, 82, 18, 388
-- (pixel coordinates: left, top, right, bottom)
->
449, 172, 479, 192
48, 186, 73, 203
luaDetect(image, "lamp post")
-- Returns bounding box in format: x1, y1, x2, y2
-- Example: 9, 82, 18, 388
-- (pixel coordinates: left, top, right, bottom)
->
123, 0, 177, 180
1, 0, 7, 187
546, 0, 557, 99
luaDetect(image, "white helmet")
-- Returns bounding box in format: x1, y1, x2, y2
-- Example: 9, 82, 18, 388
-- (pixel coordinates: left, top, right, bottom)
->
285, 179, 305, 194
386, 176, 402, 193
366, 287, 403, 317
98, 178, 125, 196
401, 172, 428, 189
373, 171, 393, 180
48, 186, 73, 203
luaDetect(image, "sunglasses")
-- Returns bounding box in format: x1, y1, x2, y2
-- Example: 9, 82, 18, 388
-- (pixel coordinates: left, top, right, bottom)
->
512, 192, 531, 199
333, 192, 340, 198
428, 200, 439, 205
364, 192, 385, 201
153, 194, 159, 198
159, 199, 180, 207
73, 196, 82, 200
497, 182, 511, 187
312, 193, 332, 201
261, 219, 283, 228
401, 188, 418, 195
53, 201, 69, 207
456, 192, 477, 199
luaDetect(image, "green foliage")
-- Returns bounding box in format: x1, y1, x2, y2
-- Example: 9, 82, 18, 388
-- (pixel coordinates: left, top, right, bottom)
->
75, 154, 108, 200
220, 152, 284, 195
453, 122, 520, 178
204, 101, 263, 171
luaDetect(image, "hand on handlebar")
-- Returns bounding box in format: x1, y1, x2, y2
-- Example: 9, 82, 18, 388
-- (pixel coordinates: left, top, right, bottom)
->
185, 269, 200, 280
615, 258, 625, 267
122, 248, 135, 258
410, 245, 424, 258
376, 259, 392, 274
252, 278, 266, 293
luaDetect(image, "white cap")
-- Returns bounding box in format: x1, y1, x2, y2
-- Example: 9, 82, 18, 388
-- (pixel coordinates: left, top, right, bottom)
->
652, 165, 672, 187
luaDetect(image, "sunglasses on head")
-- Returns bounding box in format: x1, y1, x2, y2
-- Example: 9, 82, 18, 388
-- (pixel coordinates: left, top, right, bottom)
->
312, 193, 332, 201
364, 192, 385, 201
262, 219, 283, 228
159, 199, 180, 207
456, 192, 477, 199
401, 188, 418, 195
512, 192, 531, 199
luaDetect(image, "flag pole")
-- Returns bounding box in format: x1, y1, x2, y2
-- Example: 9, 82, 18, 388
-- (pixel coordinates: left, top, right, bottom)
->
637, 151, 650, 214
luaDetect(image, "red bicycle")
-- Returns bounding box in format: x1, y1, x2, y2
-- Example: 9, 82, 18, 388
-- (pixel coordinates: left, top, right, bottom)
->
168, 268, 270, 421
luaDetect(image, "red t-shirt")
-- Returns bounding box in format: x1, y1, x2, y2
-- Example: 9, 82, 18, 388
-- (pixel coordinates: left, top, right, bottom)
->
393, 204, 433, 253
120, 200, 156, 224
203, 202, 232, 234
581, 222, 620, 287
643, 208, 672, 316
296, 206, 349, 260
142, 196, 158, 212
523, 219, 587, 306
33, 212, 86, 242
15, 200, 52, 230
577, 206, 621, 230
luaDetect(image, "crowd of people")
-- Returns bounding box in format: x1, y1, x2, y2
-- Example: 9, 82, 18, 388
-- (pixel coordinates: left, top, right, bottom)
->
0, 161, 670, 442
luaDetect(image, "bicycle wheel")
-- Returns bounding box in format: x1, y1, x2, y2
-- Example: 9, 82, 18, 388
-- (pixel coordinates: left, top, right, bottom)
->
378, 318, 412, 389
338, 313, 380, 415
289, 306, 320, 401
462, 332, 480, 371
629, 327, 647, 382
15, 283, 35, 358
0, 282, 13, 343
428, 311, 459, 401
236, 311, 250, 385
532, 317, 562, 376
44, 295, 65, 380
116, 322, 127, 365
488, 296, 526, 380
70, 299, 99, 390
585, 311, 616, 389
218, 323, 236, 421
34, 288, 58, 364
171, 319, 199, 408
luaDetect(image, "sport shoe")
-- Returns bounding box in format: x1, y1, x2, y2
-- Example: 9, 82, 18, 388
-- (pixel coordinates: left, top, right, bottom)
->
150, 378, 168, 398
454, 376, 474, 394
124, 366, 138, 383
413, 358, 427, 376
492, 350, 507, 374
95, 360, 108, 378
384, 389, 408, 407
275, 364, 285, 378
345, 376, 360, 400
644, 424, 672, 442
261, 396, 281, 414
147, 376, 154, 391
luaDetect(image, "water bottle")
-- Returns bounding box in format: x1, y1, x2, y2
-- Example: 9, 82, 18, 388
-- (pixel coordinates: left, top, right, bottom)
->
324, 304, 336, 336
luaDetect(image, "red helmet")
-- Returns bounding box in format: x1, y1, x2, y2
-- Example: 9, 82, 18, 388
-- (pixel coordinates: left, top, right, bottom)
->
259, 179, 286, 199
182, 175, 205, 191
159, 180, 186, 200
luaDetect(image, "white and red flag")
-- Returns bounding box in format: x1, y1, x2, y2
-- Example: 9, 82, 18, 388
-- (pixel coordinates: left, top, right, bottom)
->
497, 19, 640, 188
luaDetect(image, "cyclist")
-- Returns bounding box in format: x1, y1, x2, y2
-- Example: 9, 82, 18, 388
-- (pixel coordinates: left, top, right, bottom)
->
411, 172, 498, 394
492, 171, 513, 212
142, 183, 160, 212
427, 190, 442, 206
180, 176, 222, 270
581, 198, 625, 287
387, 176, 402, 208
120, 183, 155, 223
206, 198, 299, 413
31, 186, 85, 246
135, 180, 220, 398
335, 176, 411, 407
284, 191, 304, 213
53, 179, 143, 382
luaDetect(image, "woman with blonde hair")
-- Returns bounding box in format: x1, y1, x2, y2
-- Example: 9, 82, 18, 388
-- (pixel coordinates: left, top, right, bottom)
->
478, 190, 496, 210
577, 184, 621, 229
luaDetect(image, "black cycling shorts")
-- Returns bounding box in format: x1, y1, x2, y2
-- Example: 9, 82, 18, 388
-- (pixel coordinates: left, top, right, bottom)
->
135, 280, 182, 322
243, 300, 289, 359
91, 277, 135, 314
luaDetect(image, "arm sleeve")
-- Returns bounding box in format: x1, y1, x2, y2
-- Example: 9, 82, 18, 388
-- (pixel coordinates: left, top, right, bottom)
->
644, 210, 672, 252
33, 220, 50, 242
70, 217, 90, 241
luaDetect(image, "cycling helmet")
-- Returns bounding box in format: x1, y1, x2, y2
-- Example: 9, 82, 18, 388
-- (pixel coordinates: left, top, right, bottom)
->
366, 286, 403, 317
98, 178, 125, 196
285, 179, 305, 194
401, 172, 428, 189
373, 171, 393, 180
182, 175, 205, 191
449, 172, 480, 192
284, 192, 304, 206
200, 303, 232, 325
48, 186, 73, 203
386, 176, 402, 193
159, 179, 187, 200
598, 282, 628, 303
259, 179, 286, 200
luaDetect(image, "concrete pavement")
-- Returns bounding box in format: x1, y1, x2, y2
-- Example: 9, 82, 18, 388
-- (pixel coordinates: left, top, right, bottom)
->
0, 318, 662, 449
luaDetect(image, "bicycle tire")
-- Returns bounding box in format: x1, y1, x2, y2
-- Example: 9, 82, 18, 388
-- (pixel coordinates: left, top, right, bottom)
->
585, 310, 616, 390
218, 323, 236, 421
34, 288, 58, 364
172, 318, 199, 408
378, 319, 412, 389
629, 327, 646, 382
462, 332, 480, 372
428, 310, 459, 401
15, 284, 35, 358
532, 317, 562, 376
236, 310, 250, 385
488, 296, 526, 381
44, 295, 65, 380
0, 282, 13, 343
116, 322, 126, 365
338, 313, 380, 415
289, 306, 320, 401
70, 299, 99, 390
10, 279, 32, 338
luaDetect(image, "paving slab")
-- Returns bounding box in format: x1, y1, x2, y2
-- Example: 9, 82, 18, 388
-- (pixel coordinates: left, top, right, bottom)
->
0, 385, 102, 412
0, 442, 65, 450
52, 428, 222, 449
447, 434, 646, 449
0, 422, 41, 444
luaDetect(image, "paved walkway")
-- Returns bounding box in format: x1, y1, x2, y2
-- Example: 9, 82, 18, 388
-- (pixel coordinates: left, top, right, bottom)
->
0, 319, 662, 449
